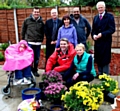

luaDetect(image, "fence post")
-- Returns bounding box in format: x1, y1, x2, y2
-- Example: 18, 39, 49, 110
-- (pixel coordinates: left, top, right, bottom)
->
14, 8, 19, 43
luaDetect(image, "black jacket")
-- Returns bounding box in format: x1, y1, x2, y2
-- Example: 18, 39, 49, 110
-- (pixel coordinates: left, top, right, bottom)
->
91, 11, 115, 66
21, 14, 44, 42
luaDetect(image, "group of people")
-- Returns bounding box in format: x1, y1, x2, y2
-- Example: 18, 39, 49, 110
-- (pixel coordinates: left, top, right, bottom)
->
3, 1, 115, 86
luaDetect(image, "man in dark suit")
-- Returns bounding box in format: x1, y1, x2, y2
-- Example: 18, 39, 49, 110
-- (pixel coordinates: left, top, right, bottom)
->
91, 1, 115, 76
45, 8, 62, 61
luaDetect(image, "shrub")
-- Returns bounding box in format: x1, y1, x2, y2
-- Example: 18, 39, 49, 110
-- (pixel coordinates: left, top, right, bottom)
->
0, 52, 4, 61
0, 43, 9, 51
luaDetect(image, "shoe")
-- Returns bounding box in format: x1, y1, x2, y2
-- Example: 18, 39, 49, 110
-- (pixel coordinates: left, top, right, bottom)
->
33, 72, 40, 77
23, 77, 31, 84
17, 79, 23, 84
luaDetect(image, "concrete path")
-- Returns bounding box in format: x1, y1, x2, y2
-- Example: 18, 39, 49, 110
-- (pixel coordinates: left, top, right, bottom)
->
0, 65, 120, 111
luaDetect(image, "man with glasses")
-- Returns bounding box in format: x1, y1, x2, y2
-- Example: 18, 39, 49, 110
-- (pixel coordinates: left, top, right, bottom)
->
21, 7, 44, 77
70, 7, 91, 49
45, 38, 76, 80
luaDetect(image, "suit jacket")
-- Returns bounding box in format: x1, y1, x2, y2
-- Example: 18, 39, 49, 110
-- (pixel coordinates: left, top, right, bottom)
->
91, 11, 115, 66
45, 18, 62, 45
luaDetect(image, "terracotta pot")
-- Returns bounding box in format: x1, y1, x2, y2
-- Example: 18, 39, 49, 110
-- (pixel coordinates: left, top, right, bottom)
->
112, 108, 120, 111
116, 96, 120, 108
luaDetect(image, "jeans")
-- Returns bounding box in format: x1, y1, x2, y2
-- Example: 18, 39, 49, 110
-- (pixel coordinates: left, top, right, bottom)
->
28, 44, 41, 72
15, 66, 31, 79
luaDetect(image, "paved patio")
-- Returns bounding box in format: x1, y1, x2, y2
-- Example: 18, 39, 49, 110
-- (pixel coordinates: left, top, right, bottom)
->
0, 64, 120, 111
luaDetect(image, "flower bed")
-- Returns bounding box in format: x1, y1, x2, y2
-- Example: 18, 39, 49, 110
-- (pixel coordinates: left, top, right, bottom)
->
94, 53, 120, 75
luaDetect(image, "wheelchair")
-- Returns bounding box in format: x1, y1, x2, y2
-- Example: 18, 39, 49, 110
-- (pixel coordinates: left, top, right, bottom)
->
1, 71, 36, 96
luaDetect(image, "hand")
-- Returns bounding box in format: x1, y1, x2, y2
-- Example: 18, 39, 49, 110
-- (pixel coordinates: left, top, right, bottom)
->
51, 41, 56, 44
97, 33, 102, 38
72, 73, 79, 80
93, 35, 98, 40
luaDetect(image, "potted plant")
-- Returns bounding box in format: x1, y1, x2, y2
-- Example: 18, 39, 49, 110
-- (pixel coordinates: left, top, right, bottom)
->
41, 70, 63, 84
99, 73, 119, 94
98, 73, 119, 104
61, 81, 104, 111
44, 82, 67, 105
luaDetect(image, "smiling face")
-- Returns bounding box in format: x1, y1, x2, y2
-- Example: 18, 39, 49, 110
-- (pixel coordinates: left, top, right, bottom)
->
51, 9, 58, 20
75, 44, 85, 57
73, 7, 80, 19
97, 4, 105, 14
60, 40, 68, 52
96, 2, 106, 14
32, 8, 40, 19
64, 18, 70, 27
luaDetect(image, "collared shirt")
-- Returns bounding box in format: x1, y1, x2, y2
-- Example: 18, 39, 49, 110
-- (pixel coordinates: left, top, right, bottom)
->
99, 11, 105, 18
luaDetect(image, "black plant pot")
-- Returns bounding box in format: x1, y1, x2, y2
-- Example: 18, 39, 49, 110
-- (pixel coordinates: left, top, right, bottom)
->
103, 90, 116, 104
39, 82, 48, 90
39, 82, 48, 100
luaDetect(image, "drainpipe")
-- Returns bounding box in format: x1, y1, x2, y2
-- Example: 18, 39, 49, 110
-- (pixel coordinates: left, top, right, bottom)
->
14, 8, 19, 43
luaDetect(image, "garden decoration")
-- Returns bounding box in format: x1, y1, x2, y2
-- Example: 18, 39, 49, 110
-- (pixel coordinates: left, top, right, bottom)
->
44, 82, 67, 105
61, 81, 104, 111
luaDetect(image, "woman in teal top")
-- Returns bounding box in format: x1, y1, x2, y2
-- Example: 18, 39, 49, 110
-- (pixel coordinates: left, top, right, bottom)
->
64, 43, 96, 87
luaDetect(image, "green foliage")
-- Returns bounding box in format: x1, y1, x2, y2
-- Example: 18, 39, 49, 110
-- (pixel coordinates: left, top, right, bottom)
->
0, 43, 9, 51
86, 41, 92, 53
70, 0, 120, 8
0, 52, 4, 61
0, 0, 120, 9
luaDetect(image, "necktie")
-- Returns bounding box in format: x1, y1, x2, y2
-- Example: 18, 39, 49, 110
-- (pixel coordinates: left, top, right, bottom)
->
52, 21, 57, 41
100, 14, 102, 20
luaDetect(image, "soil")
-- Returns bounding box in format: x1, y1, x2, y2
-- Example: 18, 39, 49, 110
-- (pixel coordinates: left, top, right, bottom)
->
38, 51, 120, 76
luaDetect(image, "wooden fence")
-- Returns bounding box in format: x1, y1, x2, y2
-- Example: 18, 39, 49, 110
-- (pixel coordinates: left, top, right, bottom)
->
0, 6, 120, 47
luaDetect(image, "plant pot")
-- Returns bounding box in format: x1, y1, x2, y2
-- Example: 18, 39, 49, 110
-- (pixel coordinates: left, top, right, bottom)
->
21, 88, 41, 100
112, 108, 120, 111
39, 82, 48, 100
39, 82, 48, 90
116, 96, 120, 108
50, 105, 64, 111
103, 90, 116, 104
51, 98, 62, 105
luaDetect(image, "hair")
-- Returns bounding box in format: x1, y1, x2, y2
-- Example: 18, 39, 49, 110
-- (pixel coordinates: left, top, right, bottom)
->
60, 38, 69, 44
33, 6, 39, 10
51, 8, 58, 15
75, 43, 85, 51
96, 1, 106, 9
73, 7, 80, 12
62, 14, 71, 25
